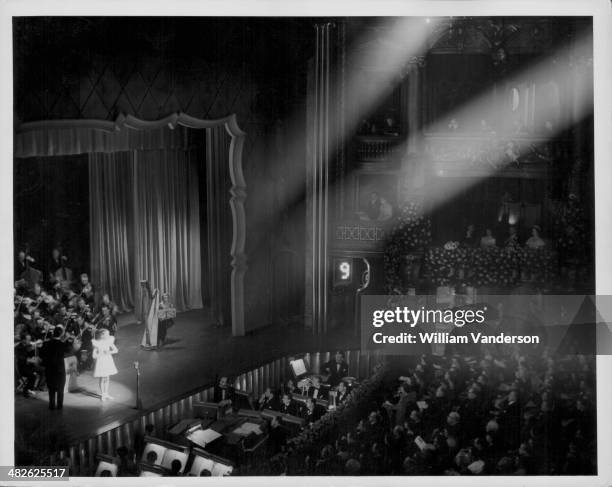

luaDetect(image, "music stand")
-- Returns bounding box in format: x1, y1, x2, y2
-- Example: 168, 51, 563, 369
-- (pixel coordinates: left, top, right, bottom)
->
288, 357, 310, 381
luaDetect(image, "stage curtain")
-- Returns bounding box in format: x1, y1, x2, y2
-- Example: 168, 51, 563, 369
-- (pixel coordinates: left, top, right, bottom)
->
205, 127, 232, 326
15, 124, 194, 158
89, 152, 137, 312
133, 149, 203, 314
89, 149, 203, 314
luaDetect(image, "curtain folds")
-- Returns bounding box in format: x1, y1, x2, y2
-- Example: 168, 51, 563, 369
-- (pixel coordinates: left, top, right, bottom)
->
133, 150, 203, 314
89, 149, 203, 314
206, 127, 232, 325
15, 125, 194, 158
89, 152, 136, 312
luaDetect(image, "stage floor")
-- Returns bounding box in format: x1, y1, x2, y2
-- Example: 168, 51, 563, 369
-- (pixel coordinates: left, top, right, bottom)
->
15, 308, 357, 462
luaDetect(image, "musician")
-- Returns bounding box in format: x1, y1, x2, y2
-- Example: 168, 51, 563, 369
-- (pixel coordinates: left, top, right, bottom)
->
307, 375, 328, 401
279, 393, 300, 416
15, 333, 39, 397
63, 289, 79, 310
53, 304, 70, 328
322, 351, 349, 387
40, 326, 70, 410
257, 387, 280, 411
140, 281, 160, 349
302, 397, 324, 425
284, 379, 299, 395
47, 248, 65, 283
335, 381, 350, 405
50, 281, 64, 302
64, 313, 80, 335
157, 293, 175, 347
213, 376, 234, 405
28, 283, 43, 302
15, 250, 28, 280
30, 314, 47, 340
77, 273, 95, 305
15, 301, 34, 331
63, 315, 81, 357
96, 304, 118, 337
75, 314, 94, 371
75, 298, 92, 320
37, 291, 57, 316
99, 294, 119, 318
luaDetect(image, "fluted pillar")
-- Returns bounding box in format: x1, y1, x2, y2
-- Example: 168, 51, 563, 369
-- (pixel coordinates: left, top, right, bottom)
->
305, 22, 335, 334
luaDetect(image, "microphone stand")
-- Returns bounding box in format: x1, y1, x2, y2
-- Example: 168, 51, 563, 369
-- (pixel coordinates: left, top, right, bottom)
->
134, 361, 143, 410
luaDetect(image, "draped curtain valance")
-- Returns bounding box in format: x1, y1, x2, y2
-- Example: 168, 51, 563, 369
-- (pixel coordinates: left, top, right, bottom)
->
14, 122, 196, 158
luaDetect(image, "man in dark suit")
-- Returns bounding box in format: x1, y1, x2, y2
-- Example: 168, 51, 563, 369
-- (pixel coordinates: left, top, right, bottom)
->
279, 393, 300, 416
15, 250, 28, 280
213, 376, 234, 405
267, 416, 288, 455
335, 381, 350, 405
40, 326, 69, 410
322, 351, 349, 386
257, 387, 280, 411
302, 397, 324, 425
307, 375, 328, 401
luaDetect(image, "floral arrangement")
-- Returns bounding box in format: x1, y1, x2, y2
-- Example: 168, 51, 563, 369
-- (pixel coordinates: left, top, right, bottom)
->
424, 246, 557, 288
424, 246, 469, 286
383, 201, 431, 292
444, 241, 460, 250
551, 198, 588, 264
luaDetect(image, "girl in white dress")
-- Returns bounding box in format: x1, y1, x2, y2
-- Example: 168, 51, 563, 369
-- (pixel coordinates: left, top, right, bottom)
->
92, 328, 118, 401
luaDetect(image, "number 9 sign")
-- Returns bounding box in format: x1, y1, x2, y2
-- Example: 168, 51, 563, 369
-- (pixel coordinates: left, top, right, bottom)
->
333, 258, 353, 286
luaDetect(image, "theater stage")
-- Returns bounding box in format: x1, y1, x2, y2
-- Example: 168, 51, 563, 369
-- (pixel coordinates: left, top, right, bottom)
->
15, 308, 357, 461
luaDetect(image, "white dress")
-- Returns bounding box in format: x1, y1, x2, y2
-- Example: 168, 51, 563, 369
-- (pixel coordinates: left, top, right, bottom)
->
92, 336, 118, 377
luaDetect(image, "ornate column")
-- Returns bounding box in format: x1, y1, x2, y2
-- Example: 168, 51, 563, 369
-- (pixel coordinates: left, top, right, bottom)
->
405, 55, 426, 156
400, 55, 427, 201
306, 21, 336, 334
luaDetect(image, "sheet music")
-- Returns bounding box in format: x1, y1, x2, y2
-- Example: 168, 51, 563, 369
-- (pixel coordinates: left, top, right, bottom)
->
232, 422, 262, 436
186, 429, 222, 448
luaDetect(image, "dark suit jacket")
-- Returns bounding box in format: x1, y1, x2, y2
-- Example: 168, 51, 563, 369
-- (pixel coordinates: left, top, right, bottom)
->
336, 391, 350, 404
279, 400, 301, 417
213, 385, 235, 403
14, 260, 27, 280
307, 386, 328, 401
322, 360, 349, 385
302, 404, 325, 424
259, 395, 280, 411
41, 339, 67, 379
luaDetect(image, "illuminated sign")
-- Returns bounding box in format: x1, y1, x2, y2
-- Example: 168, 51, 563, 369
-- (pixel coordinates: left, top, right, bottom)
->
333, 258, 353, 286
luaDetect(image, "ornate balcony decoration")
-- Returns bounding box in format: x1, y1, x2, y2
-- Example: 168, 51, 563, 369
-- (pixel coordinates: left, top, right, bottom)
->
355, 135, 404, 163
424, 133, 555, 178
335, 222, 388, 243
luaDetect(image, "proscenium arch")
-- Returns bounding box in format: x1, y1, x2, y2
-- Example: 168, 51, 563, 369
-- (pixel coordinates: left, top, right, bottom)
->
15, 112, 247, 336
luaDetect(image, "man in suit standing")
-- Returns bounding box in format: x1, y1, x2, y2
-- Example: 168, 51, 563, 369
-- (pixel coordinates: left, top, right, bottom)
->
41, 326, 69, 410
322, 351, 349, 387
213, 376, 234, 407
